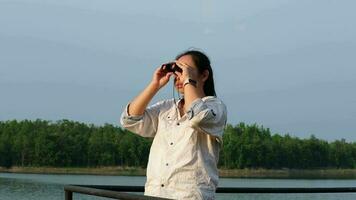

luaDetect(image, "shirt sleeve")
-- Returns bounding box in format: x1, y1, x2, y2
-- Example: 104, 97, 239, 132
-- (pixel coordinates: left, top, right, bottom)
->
186, 97, 227, 143
120, 100, 165, 138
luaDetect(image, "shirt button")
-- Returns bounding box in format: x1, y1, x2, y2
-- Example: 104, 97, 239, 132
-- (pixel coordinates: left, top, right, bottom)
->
176, 122, 180, 126
170, 142, 173, 145
166, 163, 169, 166
161, 184, 164, 187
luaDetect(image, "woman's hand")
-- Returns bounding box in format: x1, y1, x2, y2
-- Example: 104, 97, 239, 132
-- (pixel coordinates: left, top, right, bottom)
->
174, 61, 199, 82
151, 65, 174, 90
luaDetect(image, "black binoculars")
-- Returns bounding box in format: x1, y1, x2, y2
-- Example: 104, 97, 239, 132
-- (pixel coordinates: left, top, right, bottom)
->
161, 62, 183, 73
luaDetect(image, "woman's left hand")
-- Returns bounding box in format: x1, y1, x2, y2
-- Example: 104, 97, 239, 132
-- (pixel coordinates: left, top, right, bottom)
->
174, 61, 199, 81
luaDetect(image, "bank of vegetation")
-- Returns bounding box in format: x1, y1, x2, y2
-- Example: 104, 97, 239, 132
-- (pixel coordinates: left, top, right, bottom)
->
0, 119, 355, 174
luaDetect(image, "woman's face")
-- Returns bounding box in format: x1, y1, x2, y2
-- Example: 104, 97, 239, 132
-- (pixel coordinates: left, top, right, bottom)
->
174, 55, 198, 94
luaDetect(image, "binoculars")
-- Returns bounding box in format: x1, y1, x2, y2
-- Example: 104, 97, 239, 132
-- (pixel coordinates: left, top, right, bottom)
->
161, 62, 183, 73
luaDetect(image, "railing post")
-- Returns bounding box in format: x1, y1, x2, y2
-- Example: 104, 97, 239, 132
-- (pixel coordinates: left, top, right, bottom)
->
65, 190, 73, 200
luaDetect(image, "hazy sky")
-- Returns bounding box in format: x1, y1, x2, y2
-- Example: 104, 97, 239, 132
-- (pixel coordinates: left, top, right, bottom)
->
1, 0, 355, 141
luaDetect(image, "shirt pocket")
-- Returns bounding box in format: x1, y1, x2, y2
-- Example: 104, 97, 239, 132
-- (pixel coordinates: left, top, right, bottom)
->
172, 167, 197, 185
172, 166, 211, 186
158, 112, 175, 129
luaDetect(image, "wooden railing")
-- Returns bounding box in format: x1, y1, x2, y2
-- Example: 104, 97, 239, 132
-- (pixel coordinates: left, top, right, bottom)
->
64, 185, 356, 200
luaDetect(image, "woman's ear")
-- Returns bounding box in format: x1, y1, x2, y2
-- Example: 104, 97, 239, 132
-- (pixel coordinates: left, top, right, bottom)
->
201, 69, 209, 82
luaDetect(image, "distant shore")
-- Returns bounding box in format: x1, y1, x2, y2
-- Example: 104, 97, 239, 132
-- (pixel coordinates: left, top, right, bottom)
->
1, 167, 356, 179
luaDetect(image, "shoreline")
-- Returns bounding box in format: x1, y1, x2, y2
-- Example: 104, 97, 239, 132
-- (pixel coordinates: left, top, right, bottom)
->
1, 167, 356, 179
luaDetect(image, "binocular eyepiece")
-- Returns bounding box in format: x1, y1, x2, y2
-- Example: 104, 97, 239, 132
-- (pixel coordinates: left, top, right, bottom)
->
161, 62, 183, 73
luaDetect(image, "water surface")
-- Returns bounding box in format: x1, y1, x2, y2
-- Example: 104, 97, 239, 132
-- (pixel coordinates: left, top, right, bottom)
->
1, 173, 356, 200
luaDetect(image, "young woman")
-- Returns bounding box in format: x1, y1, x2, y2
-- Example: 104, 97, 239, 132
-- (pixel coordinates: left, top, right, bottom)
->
120, 50, 227, 200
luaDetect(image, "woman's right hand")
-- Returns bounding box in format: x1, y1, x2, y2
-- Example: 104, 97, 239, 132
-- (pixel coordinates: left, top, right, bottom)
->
151, 65, 174, 90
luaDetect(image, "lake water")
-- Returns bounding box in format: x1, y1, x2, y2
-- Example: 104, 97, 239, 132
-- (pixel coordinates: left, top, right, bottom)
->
1, 173, 356, 200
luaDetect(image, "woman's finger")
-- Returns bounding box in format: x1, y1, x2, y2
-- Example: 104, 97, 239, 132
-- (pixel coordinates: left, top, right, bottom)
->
155, 66, 163, 73
173, 70, 182, 78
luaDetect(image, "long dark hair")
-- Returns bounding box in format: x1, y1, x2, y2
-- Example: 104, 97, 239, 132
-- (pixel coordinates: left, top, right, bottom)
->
175, 49, 217, 97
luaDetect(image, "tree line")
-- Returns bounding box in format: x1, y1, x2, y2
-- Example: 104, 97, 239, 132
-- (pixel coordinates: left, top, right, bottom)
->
0, 119, 355, 169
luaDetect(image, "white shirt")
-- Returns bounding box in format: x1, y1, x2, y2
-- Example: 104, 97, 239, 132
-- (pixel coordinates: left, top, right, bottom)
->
120, 96, 227, 200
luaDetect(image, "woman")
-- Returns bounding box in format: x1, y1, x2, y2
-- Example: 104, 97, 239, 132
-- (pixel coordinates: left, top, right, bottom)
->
120, 50, 227, 200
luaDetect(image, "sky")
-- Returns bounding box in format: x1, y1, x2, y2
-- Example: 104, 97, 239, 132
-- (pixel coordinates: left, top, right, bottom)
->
0, 0, 355, 141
